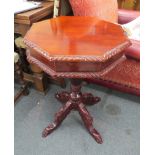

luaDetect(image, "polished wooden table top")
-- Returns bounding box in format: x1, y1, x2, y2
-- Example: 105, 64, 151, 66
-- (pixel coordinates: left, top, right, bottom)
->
24, 16, 131, 144
24, 16, 131, 78
24, 16, 130, 61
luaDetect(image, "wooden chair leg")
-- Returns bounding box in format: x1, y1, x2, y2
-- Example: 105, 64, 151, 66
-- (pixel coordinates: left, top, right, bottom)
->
33, 72, 48, 94
14, 83, 29, 104
14, 61, 29, 104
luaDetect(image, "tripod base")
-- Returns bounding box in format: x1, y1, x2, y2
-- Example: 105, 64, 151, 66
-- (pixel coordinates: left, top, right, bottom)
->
42, 79, 103, 144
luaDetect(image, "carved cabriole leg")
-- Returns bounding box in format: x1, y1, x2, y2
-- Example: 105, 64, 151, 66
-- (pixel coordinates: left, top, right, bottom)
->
55, 91, 70, 104
69, 79, 102, 144
71, 79, 101, 106
82, 93, 101, 106
42, 101, 73, 137
42, 79, 102, 144
78, 103, 103, 144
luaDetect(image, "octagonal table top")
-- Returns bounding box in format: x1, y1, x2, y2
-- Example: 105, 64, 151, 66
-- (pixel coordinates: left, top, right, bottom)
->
24, 16, 131, 78
24, 16, 130, 62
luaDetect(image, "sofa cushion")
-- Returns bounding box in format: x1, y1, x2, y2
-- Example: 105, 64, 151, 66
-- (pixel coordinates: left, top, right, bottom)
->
69, 0, 118, 23
125, 39, 140, 60
86, 57, 140, 96
118, 9, 140, 24
102, 58, 140, 90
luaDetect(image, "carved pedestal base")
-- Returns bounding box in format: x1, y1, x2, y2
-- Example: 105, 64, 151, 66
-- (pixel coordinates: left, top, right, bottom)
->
42, 79, 103, 144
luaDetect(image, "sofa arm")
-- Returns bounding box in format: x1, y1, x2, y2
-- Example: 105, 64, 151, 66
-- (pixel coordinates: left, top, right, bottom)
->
118, 9, 140, 24
125, 39, 140, 60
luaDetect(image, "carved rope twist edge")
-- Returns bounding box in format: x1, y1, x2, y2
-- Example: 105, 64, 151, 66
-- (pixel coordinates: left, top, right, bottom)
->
23, 38, 131, 62
26, 49, 126, 79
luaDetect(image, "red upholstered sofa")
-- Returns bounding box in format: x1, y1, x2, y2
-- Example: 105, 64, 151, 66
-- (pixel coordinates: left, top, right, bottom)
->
54, 0, 140, 96
86, 9, 140, 96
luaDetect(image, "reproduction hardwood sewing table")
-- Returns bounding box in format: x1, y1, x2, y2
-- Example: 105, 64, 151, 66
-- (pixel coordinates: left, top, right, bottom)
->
24, 16, 131, 144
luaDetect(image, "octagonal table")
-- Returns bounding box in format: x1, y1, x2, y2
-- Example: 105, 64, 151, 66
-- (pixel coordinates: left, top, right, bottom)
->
24, 16, 131, 144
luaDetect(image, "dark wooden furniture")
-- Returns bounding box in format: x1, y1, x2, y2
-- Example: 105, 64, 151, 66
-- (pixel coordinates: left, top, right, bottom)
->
24, 16, 131, 144
14, 53, 29, 104
14, 1, 54, 93
14, 1, 54, 36
14, 1, 66, 93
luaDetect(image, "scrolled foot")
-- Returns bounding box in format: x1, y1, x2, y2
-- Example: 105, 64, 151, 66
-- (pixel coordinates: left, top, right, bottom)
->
82, 93, 101, 106
42, 101, 72, 138
55, 91, 70, 104
78, 103, 103, 144
89, 128, 103, 144
42, 123, 56, 137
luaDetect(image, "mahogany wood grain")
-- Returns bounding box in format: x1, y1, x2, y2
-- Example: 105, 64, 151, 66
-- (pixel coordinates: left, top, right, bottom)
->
25, 16, 130, 58
24, 16, 131, 144
24, 16, 131, 75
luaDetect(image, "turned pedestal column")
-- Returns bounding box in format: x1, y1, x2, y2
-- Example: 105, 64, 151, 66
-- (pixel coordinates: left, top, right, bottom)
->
42, 79, 102, 143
